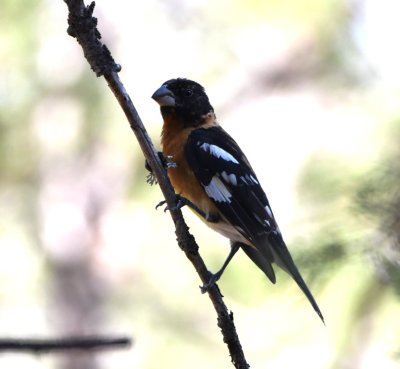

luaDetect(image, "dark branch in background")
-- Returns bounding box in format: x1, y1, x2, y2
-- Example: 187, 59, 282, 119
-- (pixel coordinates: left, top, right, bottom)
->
0, 336, 131, 354
62, 1, 250, 368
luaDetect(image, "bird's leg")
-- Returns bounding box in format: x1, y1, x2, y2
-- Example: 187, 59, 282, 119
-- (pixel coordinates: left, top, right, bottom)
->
200, 242, 241, 293
156, 195, 220, 223
145, 151, 177, 185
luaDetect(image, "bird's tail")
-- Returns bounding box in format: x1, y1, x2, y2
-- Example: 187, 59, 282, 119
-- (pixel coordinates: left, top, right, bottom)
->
240, 242, 276, 284
269, 235, 325, 324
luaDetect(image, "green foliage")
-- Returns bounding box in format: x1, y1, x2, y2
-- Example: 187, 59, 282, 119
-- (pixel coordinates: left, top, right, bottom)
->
355, 121, 400, 296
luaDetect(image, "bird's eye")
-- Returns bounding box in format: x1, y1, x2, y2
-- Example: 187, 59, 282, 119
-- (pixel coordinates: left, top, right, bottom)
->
184, 88, 193, 97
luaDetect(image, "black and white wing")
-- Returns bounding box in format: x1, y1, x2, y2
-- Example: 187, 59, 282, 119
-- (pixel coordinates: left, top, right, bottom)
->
185, 126, 324, 322
184, 126, 277, 253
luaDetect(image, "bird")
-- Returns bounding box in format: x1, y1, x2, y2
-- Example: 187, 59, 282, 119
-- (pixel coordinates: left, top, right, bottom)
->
151, 78, 324, 322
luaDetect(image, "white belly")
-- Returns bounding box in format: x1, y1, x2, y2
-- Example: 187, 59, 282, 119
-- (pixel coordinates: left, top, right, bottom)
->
206, 217, 251, 246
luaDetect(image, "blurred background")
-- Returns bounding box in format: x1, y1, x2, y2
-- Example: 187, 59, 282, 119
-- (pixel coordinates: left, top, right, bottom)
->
1, 0, 400, 368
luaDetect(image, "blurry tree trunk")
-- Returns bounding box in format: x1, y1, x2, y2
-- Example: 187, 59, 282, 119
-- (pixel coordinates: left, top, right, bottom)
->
38, 148, 115, 369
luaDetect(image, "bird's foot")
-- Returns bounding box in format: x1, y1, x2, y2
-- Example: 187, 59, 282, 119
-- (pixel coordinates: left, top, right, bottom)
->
200, 271, 223, 294
145, 152, 177, 185
200, 242, 240, 293
155, 194, 186, 212
146, 172, 157, 185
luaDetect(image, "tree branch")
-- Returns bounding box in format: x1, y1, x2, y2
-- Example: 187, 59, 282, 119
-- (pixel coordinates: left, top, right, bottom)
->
62, 1, 250, 368
0, 336, 131, 354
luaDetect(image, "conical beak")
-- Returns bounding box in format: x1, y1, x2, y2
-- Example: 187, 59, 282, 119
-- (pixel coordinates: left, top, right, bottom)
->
151, 85, 175, 107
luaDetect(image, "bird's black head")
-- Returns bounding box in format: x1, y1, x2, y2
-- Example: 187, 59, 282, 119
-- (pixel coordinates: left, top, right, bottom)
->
152, 78, 214, 127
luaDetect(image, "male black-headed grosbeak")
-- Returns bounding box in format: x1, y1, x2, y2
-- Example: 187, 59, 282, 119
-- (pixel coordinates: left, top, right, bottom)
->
151, 78, 324, 322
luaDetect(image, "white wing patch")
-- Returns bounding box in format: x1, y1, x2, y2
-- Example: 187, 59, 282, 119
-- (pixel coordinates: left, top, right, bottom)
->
253, 213, 271, 228
205, 175, 232, 203
228, 173, 237, 186
240, 174, 259, 185
265, 205, 273, 217
221, 171, 238, 186
249, 174, 258, 184
199, 143, 239, 164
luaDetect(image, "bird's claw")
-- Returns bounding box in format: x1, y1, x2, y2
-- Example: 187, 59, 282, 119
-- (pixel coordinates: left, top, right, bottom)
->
145, 153, 176, 186
155, 195, 185, 213
200, 271, 223, 294
155, 200, 168, 212
146, 172, 158, 185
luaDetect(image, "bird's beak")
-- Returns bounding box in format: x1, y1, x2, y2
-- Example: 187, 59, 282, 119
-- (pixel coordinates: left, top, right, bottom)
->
151, 85, 175, 107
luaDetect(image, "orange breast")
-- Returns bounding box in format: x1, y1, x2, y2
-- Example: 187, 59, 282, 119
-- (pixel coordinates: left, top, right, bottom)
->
161, 125, 219, 217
